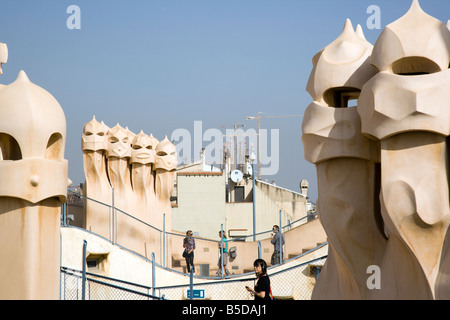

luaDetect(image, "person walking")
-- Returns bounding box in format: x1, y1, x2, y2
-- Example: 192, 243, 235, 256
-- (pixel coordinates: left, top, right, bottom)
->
270, 225, 285, 265
217, 230, 230, 276
183, 230, 195, 274
245, 259, 272, 300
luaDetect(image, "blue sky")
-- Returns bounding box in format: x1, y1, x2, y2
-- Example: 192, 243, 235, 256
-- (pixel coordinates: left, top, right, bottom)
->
0, 0, 449, 202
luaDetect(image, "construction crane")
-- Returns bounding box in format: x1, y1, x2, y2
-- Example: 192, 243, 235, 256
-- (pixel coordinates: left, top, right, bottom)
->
245, 112, 303, 179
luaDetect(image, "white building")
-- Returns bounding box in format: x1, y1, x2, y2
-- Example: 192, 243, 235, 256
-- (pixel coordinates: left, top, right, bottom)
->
172, 153, 312, 240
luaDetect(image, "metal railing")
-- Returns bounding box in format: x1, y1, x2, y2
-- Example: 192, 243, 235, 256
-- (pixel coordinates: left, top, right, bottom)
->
60, 245, 327, 300
155, 254, 327, 300
63, 188, 320, 280
60, 266, 165, 300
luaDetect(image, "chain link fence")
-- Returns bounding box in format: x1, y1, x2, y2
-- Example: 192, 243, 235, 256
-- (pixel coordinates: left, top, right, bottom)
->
61, 254, 326, 300
155, 254, 326, 300
62, 188, 326, 300
60, 267, 165, 300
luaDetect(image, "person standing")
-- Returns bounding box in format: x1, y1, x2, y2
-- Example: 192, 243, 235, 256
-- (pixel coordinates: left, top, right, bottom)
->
183, 230, 195, 274
270, 225, 285, 265
246, 259, 272, 300
217, 230, 230, 276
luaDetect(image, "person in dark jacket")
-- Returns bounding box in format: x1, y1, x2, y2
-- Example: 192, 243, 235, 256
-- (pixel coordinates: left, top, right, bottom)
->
270, 225, 285, 265
183, 230, 195, 274
246, 259, 272, 300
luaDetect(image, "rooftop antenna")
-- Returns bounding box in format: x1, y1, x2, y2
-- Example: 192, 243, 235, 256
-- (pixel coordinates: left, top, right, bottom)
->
245, 112, 303, 179
221, 122, 245, 170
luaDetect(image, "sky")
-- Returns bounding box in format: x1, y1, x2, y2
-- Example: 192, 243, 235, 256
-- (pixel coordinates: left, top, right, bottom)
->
0, 0, 449, 203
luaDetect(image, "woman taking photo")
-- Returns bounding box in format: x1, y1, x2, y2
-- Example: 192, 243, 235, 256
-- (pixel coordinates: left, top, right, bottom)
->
246, 259, 272, 300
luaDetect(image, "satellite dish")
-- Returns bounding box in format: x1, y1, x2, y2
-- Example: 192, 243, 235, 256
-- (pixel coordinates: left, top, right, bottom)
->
230, 170, 243, 183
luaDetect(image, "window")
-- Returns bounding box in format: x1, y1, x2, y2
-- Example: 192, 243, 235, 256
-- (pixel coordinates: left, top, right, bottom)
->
234, 186, 245, 202
392, 56, 440, 75
323, 87, 361, 108
45, 133, 64, 160
308, 264, 323, 280
86, 253, 108, 272
0, 133, 22, 161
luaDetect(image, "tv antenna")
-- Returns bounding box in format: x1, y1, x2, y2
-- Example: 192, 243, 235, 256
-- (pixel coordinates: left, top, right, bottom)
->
245, 112, 303, 179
